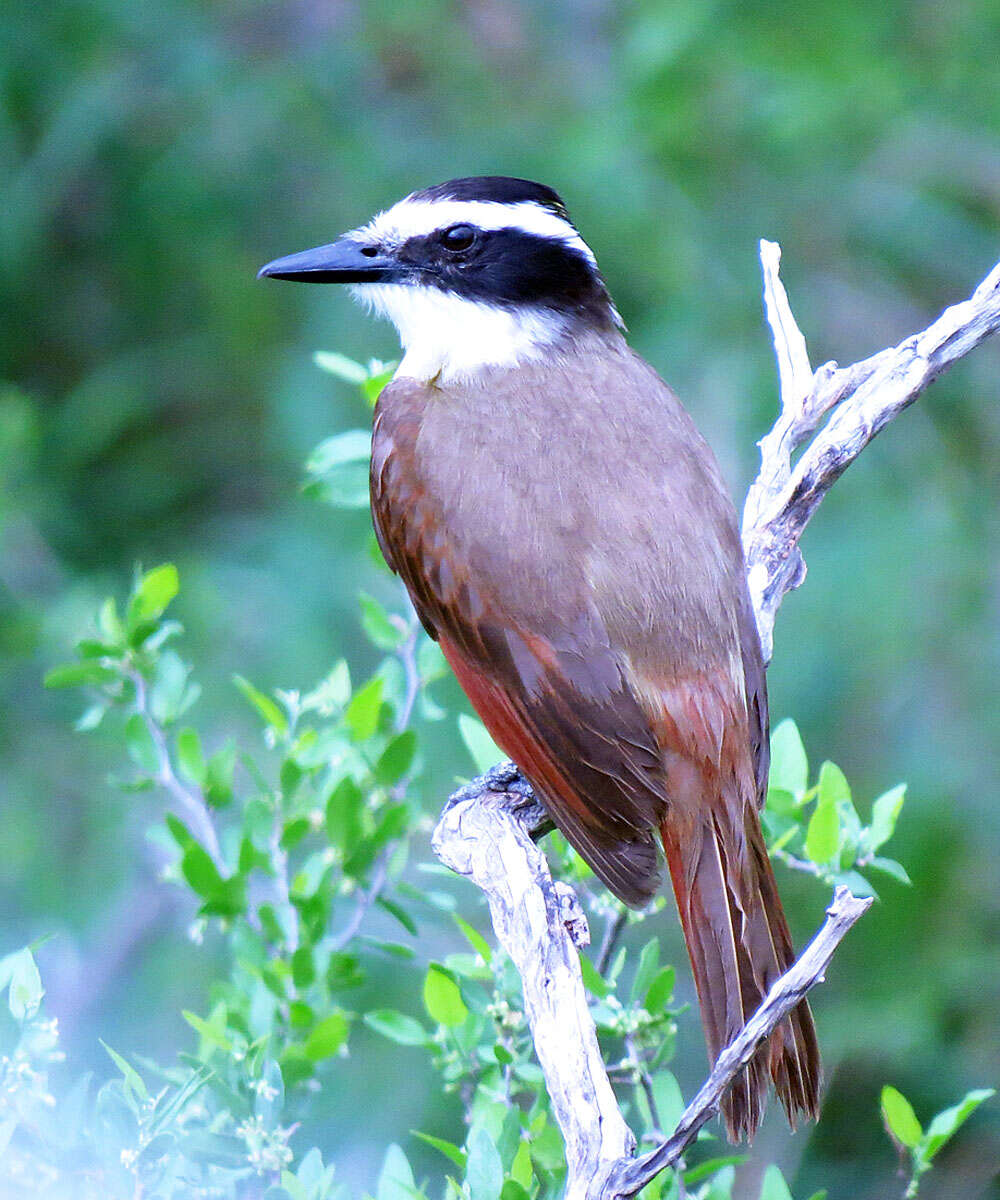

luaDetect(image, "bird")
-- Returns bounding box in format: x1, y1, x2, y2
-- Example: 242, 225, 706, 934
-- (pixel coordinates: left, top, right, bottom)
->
258, 175, 821, 1141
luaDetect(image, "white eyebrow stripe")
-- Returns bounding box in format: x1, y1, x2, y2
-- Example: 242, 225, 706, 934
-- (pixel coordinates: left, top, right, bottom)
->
357, 198, 597, 266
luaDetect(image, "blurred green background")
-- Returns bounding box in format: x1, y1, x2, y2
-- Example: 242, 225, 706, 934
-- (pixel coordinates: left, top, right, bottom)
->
2, 0, 999, 1196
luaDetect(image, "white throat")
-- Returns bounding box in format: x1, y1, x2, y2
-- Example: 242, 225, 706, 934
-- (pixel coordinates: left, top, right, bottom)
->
352, 282, 569, 383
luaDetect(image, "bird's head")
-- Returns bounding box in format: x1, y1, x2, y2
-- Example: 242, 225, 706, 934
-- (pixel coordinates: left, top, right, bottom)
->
258, 176, 621, 382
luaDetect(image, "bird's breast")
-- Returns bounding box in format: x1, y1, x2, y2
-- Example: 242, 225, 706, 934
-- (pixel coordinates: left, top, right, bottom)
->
373, 347, 746, 669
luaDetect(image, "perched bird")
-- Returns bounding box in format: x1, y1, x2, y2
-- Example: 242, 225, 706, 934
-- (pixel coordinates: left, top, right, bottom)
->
259, 176, 821, 1140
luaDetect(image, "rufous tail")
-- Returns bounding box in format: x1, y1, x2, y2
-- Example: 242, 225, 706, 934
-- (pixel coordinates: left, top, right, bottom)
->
660, 800, 821, 1142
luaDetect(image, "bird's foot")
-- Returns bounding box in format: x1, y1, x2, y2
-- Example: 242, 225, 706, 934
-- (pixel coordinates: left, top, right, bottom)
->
446, 760, 553, 838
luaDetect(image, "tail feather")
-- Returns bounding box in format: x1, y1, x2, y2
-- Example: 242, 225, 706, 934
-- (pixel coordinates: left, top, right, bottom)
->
661, 802, 821, 1142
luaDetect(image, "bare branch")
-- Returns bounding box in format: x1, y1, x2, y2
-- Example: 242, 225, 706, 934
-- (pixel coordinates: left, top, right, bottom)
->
745, 248, 1000, 661
759, 239, 813, 414
432, 775, 634, 1200
603, 887, 872, 1199
129, 668, 225, 870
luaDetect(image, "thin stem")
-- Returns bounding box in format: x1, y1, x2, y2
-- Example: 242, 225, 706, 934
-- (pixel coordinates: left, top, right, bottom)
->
130, 669, 225, 871
395, 626, 421, 732
329, 851, 390, 952
773, 848, 825, 879
624, 1031, 662, 1136
595, 909, 628, 976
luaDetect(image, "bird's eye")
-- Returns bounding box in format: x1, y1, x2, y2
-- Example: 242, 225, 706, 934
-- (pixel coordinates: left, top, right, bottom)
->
440, 223, 476, 252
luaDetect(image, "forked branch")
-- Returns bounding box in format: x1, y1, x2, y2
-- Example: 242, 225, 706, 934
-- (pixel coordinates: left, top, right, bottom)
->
745, 242, 1000, 662
432, 247, 1000, 1199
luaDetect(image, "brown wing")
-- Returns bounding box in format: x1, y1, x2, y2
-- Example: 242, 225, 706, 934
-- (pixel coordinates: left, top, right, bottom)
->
738, 584, 770, 807
371, 393, 665, 907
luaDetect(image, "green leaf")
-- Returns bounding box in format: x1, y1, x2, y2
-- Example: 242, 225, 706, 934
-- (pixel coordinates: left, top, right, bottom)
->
304, 1011, 350, 1060
833, 870, 877, 899
360, 593, 407, 651
181, 843, 224, 898
510, 1140, 533, 1190
651, 1070, 685, 1130
204, 741, 236, 808
445, 953, 492, 981
183, 1004, 233, 1053
866, 784, 906, 854
176, 727, 206, 786
313, 351, 368, 383
291, 946, 316, 989
99, 596, 125, 645
423, 965, 468, 1028
125, 713, 159, 774
362, 365, 396, 406
411, 1131, 467, 1170
644, 966, 676, 1014
2, 948, 43, 1021
343, 803, 409, 878
579, 954, 611, 998
459, 714, 502, 773
327, 952, 366, 992
418, 639, 449, 683
377, 1145, 416, 1200
375, 732, 418, 785
306, 428, 372, 471
280, 1045, 314, 1087
920, 1088, 994, 1161
682, 1157, 746, 1186
100, 1040, 148, 1101
44, 661, 120, 689
765, 787, 798, 817
74, 704, 107, 731
303, 660, 352, 712
345, 676, 384, 741
364, 1010, 429, 1046
289, 1000, 314, 1029
868, 856, 912, 885
304, 430, 372, 509
805, 795, 840, 865
819, 761, 862, 864
467, 1126, 504, 1200
233, 675, 289, 735
128, 564, 179, 625
150, 650, 196, 724
280, 817, 311, 851
165, 813, 193, 848
326, 776, 364, 855
758, 1165, 793, 1200
501, 1183, 530, 1200
377, 896, 418, 935
817, 760, 850, 806
363, 938, 416, 959
631, 938, 660, 1004
769, 719, 808, 797
881, 1085, 923, 1149
453, 915, 492, 963
372, 802, 410, 849
528, 1121, 565, 1172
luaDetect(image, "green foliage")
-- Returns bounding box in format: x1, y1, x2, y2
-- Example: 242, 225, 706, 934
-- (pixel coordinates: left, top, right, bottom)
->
880, 1084, 995, 1197
763, 719, 910, 897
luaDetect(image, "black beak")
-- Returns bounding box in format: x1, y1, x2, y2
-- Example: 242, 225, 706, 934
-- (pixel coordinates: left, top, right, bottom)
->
257, 236, 403, 284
